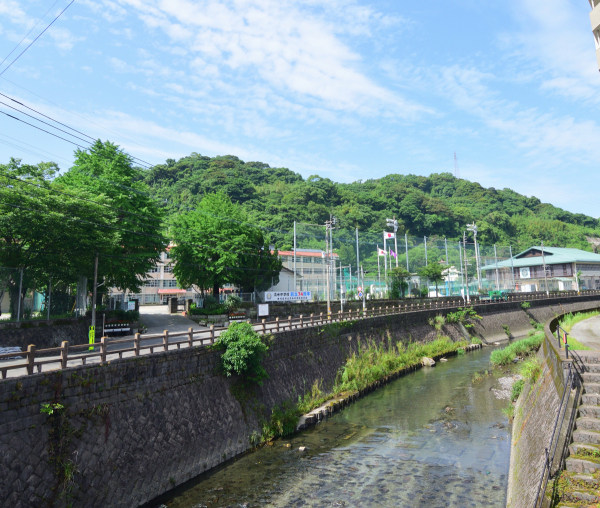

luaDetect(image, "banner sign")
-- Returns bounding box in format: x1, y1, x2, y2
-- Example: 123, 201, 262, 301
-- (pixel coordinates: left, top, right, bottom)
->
265, 291, 311, 302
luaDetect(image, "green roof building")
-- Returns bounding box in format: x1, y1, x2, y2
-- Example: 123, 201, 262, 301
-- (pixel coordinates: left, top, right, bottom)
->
481, 246, 600, 292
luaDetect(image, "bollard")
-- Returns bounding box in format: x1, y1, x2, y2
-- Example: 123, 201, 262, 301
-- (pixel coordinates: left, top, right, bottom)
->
60, 341, 69, 370
100, 337, 107, 364
134, 333, 141, 356
262, 318, 267, 334
26, 344, 36, 375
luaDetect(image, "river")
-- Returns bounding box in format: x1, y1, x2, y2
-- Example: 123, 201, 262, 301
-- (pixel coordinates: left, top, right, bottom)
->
153, 346, 511, 508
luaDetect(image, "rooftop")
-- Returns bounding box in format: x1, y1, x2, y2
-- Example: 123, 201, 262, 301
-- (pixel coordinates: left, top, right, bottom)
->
481, 246, 600, 270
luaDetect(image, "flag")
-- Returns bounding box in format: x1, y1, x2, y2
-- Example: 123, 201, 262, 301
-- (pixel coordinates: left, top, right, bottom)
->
390, 249, 397, 259
384, 232, 395, 240
378, 248, 387, 256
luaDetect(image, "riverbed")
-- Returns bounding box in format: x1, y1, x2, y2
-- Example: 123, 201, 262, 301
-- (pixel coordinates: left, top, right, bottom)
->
153, 347, 511, 507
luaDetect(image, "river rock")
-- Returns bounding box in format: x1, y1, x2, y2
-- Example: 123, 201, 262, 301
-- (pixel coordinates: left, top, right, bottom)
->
421, 356, 436, 367
298, 446, 306, 452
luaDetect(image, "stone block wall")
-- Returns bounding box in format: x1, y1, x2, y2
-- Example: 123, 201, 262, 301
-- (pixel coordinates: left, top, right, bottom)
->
1, 297, 599, 507
0, 318, 90, 350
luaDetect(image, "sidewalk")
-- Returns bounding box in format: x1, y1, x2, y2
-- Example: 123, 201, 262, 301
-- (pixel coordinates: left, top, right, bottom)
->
570, 315, 600, 350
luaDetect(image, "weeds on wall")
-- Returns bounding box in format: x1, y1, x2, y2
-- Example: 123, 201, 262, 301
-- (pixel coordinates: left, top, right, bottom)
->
446, 307, 482, 329
40, 401, 79, 506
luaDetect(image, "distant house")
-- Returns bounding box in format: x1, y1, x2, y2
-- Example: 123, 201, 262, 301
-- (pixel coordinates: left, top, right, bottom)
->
481, 246, 600, 292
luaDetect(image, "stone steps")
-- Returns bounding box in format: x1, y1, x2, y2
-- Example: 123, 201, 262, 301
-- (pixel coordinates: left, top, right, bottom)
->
573, 427, 600, 445
565, 456, 600, 474
582, 393, 600, 405
583, 372, 600, 384
583, 363, 600, 373
569, 442, 600, 456
575, 416, 600, 432
579, 404, 600, 419
584, 382, 600, 394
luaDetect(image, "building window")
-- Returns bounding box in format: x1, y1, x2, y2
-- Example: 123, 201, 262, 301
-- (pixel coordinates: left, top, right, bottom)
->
164, 265, 173, 273
149, 266, 160, 273
162, 280, 179, 288
145, 280, 160, 287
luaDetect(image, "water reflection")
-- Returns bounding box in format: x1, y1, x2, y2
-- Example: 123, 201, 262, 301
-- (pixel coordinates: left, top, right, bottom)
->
155, 347, 510, 507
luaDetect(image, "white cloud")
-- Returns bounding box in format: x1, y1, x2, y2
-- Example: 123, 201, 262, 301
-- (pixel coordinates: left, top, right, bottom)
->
115, 0, 429, 119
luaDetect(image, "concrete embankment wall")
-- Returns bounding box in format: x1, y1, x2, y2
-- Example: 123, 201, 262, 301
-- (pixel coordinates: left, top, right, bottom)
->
1, 296, 599, 508
506, 305, 598, 508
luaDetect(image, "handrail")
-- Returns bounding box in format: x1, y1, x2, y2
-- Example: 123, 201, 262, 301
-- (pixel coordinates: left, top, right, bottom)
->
533, 357, 584, 507
0, 292, 598, 379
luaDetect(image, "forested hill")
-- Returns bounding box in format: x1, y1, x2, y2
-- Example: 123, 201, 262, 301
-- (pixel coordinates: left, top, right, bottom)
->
144, 153, 600, 252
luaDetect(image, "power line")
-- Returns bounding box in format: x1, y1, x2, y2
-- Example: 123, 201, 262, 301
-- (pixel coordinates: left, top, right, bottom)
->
0, 0, 76, 77
0, 109, 88, 151
0, 0, 61, 70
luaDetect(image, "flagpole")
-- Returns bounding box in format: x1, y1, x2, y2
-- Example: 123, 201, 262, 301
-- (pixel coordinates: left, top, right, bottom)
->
378, 245, 381, 293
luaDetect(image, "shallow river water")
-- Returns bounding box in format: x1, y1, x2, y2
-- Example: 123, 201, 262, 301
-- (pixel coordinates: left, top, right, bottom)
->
154, 347, 511, 508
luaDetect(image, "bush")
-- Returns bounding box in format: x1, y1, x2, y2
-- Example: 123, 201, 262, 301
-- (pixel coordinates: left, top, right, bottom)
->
511, 379, 524, 401
490, 333, 544, 366
225, 295, 242, 313
213, 322, 268, 384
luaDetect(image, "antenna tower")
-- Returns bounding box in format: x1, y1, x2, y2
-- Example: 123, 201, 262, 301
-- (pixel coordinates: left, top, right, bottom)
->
454, 152, 460, 178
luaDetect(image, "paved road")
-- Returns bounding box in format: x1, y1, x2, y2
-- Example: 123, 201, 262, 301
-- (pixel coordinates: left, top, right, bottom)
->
130, 305, 205, 336
570, 315, 600, 350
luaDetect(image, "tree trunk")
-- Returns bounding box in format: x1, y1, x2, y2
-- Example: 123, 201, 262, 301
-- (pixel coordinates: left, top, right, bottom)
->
212, 281, 220, 299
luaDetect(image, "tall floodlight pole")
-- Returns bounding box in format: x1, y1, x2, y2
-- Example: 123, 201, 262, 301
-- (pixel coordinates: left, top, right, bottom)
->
541, 241, 549, 296
463, 231, 470, 303
293, 221, 297, 291
459, 241, 464, 301
325, 222, 330, 316
467, 223, 481, 292
355, 227, 360, 288
509, 245, 516, 291
494, 244, 500, 290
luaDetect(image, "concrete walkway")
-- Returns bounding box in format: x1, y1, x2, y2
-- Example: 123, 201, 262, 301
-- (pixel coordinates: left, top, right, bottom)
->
570, 315, 600, 350
135, 305, 205, 336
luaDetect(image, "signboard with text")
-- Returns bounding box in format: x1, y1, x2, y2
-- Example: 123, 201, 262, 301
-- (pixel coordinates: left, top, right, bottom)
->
265, 291, 312, 302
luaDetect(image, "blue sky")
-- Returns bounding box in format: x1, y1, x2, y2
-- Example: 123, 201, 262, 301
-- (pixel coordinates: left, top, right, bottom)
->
1, 0, 599, 217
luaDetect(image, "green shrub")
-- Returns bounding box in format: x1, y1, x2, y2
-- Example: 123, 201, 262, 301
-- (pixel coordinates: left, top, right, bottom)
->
213, 322, 268, 384
446, 307, 482, 328
225, 295, 242, 312
521, 301, 531, 310
520, 358, 542, 383
490, 333, 544, 366
511, 379, 524, 401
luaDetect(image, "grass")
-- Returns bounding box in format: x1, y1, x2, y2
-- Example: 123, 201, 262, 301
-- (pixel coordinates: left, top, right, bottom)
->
490, 332, 544, 366
334, 337, 469, 394
558, 311, 599, 351
261, 336, 473, 443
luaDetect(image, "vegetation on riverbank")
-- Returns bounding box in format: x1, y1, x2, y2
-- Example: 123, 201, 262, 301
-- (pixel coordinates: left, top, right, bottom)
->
490, 332, 544, 366
260, 336, 474, 443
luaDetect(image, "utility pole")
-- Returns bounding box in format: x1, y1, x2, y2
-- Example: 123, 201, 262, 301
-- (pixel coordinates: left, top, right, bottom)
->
541, 242, 549, 296
90, 252, 99, 350
293, 221, 297, 291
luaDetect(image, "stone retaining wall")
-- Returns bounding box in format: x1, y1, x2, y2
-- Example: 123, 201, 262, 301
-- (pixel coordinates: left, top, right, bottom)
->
1, 296, 599, 507
506, 305, 599, 508
0, 318, 90, 350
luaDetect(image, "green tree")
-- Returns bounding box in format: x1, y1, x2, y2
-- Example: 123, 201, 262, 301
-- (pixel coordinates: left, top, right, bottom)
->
418, 262, 445, 297
389, 267, 411, 298
170, 192, 281, 297
58, 140, 166, 292
0, 158, 106, 316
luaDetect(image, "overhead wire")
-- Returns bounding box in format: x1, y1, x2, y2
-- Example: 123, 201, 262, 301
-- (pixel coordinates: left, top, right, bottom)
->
0, 0, 76, 77
0, 0, 61, 70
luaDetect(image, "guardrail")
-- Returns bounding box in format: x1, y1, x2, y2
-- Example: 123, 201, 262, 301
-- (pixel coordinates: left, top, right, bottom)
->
1, 291, 599, 380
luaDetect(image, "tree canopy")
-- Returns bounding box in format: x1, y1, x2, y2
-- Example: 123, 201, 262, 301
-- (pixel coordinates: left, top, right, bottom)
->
170, 192, 281, 297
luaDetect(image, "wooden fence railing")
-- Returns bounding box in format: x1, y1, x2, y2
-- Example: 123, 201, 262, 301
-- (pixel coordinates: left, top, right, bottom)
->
1, 290, 598, 379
